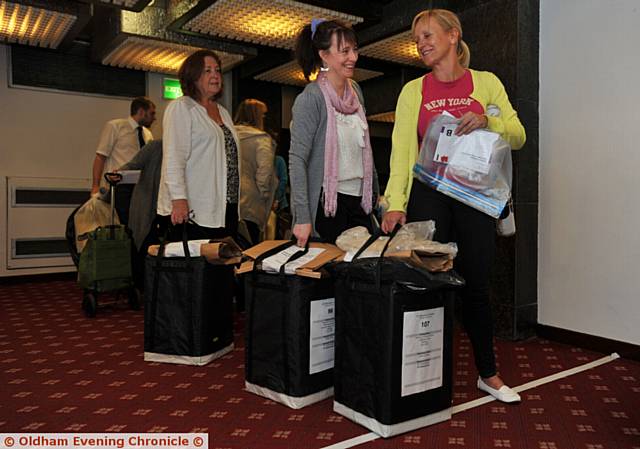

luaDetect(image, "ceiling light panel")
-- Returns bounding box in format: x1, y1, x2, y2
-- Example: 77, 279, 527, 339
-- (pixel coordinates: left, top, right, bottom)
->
184, 0, 363, 50
98, 0, 143, 8
254, 60, 382, 87
102, 36, 244, 74
0, 0, 77, 49
359, 31, 422, 67
77, 0, 153, 13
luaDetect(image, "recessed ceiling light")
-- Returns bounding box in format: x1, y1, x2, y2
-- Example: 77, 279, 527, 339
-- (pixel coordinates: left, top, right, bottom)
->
0, 0, 77, 49
254, 60, 383, 87
183, 0, 363, 50
360, 31, 422, 67
102, 36, 244, 74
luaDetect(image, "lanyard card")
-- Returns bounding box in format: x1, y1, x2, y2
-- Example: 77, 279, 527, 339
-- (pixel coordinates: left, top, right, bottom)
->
433, 123, 458, 164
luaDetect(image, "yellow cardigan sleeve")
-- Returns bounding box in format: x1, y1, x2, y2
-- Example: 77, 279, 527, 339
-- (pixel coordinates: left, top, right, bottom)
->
473, 71, 526, 150
384, 78, 423, 212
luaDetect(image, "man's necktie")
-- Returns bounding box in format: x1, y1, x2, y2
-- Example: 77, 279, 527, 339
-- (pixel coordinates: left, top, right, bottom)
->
136, 126, 145, 148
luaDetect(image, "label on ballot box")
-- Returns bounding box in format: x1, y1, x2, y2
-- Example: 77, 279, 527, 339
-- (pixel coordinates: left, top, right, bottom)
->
309, 298, 335, 375
401, 307, 445, 397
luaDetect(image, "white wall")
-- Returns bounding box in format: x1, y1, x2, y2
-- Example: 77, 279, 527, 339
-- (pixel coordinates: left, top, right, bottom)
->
0, 44, 233, 277
539, 0, 640, 344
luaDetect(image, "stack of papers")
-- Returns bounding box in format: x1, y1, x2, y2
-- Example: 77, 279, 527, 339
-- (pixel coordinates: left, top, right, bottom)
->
118, 170, 141, 184
160, 239, 209, 257
262, 247, 326, 275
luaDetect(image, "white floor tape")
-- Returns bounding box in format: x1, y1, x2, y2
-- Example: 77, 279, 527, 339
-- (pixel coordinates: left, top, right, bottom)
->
320, 432, 380, 449
321, 353, 620, 449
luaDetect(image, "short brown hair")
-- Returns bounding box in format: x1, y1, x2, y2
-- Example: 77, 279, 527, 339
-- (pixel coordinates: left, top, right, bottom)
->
130, 96, 154, 115
178, 50, 223, 101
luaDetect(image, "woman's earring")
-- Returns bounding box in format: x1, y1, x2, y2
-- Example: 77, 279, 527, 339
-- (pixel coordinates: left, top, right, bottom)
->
320, 65, 329, 72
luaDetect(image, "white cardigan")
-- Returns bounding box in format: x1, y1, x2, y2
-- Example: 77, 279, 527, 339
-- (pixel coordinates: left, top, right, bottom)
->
157, 95, 240, 228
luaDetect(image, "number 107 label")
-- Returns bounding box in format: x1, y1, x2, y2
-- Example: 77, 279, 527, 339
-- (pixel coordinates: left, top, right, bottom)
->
401, 307, 445, 397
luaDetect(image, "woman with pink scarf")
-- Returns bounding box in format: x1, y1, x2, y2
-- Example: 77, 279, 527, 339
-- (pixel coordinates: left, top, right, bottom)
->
289, 19, 378, 247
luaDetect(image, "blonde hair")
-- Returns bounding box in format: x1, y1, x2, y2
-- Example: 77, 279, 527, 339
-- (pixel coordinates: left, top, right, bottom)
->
411, 9, 470, 68
234, 98, 267, 130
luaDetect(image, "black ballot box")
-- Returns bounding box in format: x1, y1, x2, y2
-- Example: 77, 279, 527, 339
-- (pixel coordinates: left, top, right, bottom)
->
244, 271, 336, 409
330, 257, 463, 437
144, 250, 235, 366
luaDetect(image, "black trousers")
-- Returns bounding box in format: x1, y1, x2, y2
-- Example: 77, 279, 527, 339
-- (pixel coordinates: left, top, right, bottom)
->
113, 184, 134, 226
245, 220, 261, 246
132, 217, 161, 290
315, 193, 374, 244
407, 181, 497, 378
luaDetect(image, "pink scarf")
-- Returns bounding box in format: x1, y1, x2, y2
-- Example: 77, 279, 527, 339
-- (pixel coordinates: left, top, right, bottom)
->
316, 72, 374, 217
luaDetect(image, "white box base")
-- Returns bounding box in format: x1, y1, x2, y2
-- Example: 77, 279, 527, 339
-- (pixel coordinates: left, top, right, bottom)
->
144, 343, 233, 366
245, 381, 333, 409
333, 400, 452, 438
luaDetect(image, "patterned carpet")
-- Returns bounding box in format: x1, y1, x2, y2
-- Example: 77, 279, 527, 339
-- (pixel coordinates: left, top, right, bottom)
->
0, 277, 639, 449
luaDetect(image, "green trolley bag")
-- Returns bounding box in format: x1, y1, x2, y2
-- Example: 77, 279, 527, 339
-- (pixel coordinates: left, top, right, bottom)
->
76, 172, 138, 318
78, 225, 133, 292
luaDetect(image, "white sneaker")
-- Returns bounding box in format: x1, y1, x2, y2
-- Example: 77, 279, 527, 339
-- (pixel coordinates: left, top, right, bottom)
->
477, 377, 521, 403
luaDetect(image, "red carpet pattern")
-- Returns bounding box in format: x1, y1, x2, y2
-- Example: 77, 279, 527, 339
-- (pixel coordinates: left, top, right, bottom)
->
0, 278, 639, 449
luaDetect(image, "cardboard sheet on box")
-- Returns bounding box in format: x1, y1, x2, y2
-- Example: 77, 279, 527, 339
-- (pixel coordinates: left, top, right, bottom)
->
148, 236, 242, 265
236, 240, 344, 278
385, 250, 454, 273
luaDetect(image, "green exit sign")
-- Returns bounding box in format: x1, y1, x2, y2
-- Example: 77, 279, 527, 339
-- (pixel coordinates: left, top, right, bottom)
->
163, 78, 183, 99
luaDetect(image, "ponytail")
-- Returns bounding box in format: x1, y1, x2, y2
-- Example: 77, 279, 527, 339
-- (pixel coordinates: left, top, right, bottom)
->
294, 20, 357, 81
458, 39, 470, 68
294, 24, 320, 81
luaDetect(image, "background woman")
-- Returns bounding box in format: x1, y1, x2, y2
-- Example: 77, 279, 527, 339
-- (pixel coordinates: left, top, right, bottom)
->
234, 98, 278, 245
157, 50, 240, 240
290, 19, 378, 247
382, 9, 526, 403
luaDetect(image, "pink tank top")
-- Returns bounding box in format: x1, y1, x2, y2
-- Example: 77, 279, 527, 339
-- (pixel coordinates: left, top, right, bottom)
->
417, 70, 485, 142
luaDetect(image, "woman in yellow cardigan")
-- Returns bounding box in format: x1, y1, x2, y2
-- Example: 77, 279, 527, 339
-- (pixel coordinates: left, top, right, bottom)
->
382, 9, 525, 403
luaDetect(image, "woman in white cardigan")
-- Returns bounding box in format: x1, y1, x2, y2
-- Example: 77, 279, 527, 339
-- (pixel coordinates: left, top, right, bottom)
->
157, 50, 240, 240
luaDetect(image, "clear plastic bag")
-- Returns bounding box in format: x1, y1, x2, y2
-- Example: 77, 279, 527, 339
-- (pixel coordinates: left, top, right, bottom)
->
413, 114, 512, 218
335, 222, 457, 261
387, 221, 436, 252
74, 196, 118, 252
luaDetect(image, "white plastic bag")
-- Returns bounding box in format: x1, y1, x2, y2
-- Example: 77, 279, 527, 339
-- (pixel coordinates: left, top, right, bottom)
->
413, 114, 512, 218
496, 198, 516, 237
74, 196, 118, 252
